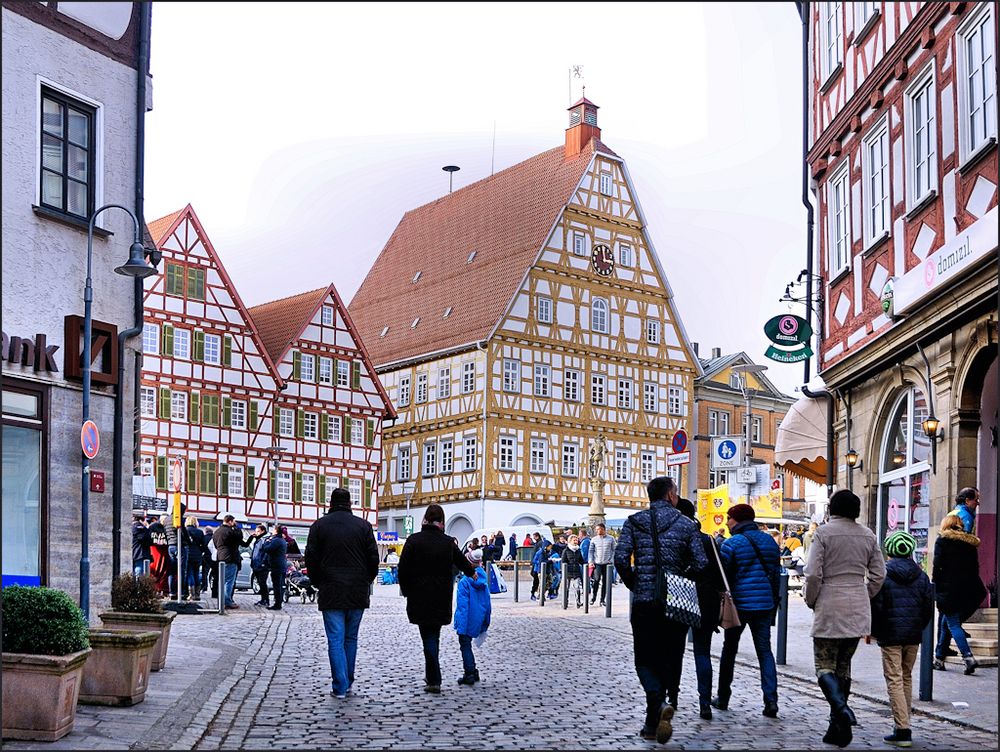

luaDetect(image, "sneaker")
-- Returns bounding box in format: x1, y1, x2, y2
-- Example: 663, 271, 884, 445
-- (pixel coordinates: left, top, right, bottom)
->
763, 701, 779, 718
457, 673, 476, 686
424, 685, 441, 694
932, 658, 947, 671
884, 728, 912, 748
655, 704, 674, 744
330, 692, 346, 700
963, 656, 978, 675
710, 694, 730, 711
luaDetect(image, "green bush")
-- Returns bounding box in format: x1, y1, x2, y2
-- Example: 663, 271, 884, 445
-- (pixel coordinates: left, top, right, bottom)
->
110, 573, 163, 614
1, 586, 89, 656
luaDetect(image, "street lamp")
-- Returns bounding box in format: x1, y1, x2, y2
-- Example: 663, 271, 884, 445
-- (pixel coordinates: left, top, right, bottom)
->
81, 204, 157, 619
266, 444, 287, 528
732, 364, 768, 500
845, 448, 860, 468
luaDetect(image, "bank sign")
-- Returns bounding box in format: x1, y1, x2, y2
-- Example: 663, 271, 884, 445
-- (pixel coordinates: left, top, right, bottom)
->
894, 206, 998, 316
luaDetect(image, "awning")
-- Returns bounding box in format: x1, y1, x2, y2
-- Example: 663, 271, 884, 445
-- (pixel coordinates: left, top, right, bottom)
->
775, 394, 829, 485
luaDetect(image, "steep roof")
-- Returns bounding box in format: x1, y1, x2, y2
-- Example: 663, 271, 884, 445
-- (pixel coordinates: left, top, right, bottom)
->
348, 137, 619, 369
697, 351, 792, 401
146, 208, 184, 246
247, 287, 328, 365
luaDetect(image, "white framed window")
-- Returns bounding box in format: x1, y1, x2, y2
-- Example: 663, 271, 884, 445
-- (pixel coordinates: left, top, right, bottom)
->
619, 243, 633, 268
530, 438, 547, 474
904, 66, 937, 208
276, 470, 292, 502
141, 455, 154, 479
278, 408, 294, 437
349, 478, 362, 506
440, 439, 454, 474
565, 369, 581, 402
231, 400, 246, 429
752, 416, 763, 444
537, 296, 553, 324
957, 3, 997, 163
730, 373, 742, 389
862, 117, 890, 247
573, 231, 586, 256
321, 305, 333, 326
142, 323, 159, 355
534, 364, 551, 398
300, 353, 315, 382
617, 378, 633, 410
39, 84, 99, 219
666, 465, 681, 487
645, 319, 660, 345
328, 415, 342, 443
591, 374, 606, 405
562, 443, 578, 477
303, 412, 318, 439
643, 381, 658, 413
599, 171, 613, 196
826, 163, 851, 276
503, 359, 520, 393
709, 469, 728, 488
423, 442, 437, 476
336, 360, 350, 387
668, 386, 682, 416
640, 451, 655, 483
204, 333, 221, 365
170, 391, 187, 421
173, 328, 190, 360
398, 375, 411, 407
351, 418, 364, 445
615, 448, 631, 482
415, 373, 428, 404
228, 465, 244, 497
140, 386, 155, 417
591, 298, 609, 334
301, 474, 316, 504
438, 367, 451, 399
397, 445, 411, 481
821, 1, 844, 82
463, 435, 477, 471
499, 435, 516, 471
709, 409, 730, 436
319, 357, 333, 385
855, 1, 879, 39
462, 362, 476, 393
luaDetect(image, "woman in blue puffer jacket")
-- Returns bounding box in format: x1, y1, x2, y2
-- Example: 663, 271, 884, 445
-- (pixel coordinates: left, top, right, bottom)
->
453, 549, 491, 686
713, 504, 781, 718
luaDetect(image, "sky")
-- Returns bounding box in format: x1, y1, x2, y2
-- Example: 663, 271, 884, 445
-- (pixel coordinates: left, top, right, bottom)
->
145, 2, 810, 396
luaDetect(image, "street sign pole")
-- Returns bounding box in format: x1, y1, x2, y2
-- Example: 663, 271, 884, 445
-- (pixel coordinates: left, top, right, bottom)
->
172, 459, 182, 602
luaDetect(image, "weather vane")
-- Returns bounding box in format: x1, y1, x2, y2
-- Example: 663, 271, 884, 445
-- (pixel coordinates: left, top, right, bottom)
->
569, 65, 584, 105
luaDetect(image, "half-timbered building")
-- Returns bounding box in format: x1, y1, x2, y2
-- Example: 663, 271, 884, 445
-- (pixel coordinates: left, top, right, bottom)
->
349, 98, 701, 542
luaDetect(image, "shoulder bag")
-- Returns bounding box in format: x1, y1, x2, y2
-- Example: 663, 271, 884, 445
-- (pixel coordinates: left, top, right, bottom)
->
650, 509, 701, 628
710, 537, 741, 629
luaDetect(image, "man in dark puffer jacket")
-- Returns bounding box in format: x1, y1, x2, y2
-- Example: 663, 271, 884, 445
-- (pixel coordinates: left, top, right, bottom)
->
714, 503, 781, 719
615, 476, 707, 744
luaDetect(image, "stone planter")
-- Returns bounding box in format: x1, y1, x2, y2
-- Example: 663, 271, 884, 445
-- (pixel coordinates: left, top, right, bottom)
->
78, 629, 159, 706
98, 610, 175, 671
1, 648, 90, 741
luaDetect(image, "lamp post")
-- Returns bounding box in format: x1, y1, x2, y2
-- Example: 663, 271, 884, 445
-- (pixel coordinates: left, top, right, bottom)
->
732, 364, 768, 501
266, 444, 287, 528
81, 204, 157, 619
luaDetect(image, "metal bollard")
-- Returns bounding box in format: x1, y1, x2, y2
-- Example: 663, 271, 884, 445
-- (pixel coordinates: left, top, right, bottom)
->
562, 562, 569, 610
513, 560, 520, 602
776, 570, 789, 665
141, 559, 151, 576
919, 591, 936, 701
583, 565, 590, 614
540, 560, 547, 607
217, 560, 225, 615
605, 563, 613, 618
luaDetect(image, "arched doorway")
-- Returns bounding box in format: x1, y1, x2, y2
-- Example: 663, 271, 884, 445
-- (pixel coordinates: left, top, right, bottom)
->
876, 386, 932, 567
446, 515, 474, 545
510, 514, 542, 527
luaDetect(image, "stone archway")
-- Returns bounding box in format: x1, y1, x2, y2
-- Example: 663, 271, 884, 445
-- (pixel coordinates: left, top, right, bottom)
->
510, 514, 542, 527
445, 514, 474, 546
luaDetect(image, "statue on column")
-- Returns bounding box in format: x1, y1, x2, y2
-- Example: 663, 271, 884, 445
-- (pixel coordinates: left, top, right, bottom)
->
587, 434, 608, 526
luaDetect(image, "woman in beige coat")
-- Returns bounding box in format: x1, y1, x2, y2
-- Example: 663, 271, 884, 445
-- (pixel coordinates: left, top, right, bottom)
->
803, 490, 886, 748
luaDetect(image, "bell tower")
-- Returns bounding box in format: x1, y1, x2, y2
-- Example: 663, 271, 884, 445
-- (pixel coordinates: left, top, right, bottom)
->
565, 96, 600, 159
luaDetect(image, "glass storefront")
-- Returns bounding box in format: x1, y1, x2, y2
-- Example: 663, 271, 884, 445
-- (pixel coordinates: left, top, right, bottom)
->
1, 382, 46, 587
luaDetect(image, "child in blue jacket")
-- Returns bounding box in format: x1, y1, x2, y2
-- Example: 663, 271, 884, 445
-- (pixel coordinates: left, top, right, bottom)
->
454, 548, 491, 686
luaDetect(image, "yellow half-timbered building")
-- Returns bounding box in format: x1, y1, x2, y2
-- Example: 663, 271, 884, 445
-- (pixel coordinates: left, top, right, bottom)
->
349, 98, 702, 542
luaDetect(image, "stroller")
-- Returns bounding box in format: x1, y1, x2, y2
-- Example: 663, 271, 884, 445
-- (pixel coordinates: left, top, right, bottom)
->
284, 557, 316, 603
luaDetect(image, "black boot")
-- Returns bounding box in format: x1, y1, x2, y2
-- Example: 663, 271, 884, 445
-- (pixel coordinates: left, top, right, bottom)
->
710, 689, 730, 710
818, 673, 854, 747
699, 702, 713, 720
842, 678, 858, 725
457, 672, 476, 686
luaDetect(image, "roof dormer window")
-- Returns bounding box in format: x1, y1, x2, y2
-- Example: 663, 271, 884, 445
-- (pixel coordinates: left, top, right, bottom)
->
412, 271, 422, 283
380, 326, 389, 338
443, 307, 453, 318
411, 317, 420, 329
467, 251, 477, 263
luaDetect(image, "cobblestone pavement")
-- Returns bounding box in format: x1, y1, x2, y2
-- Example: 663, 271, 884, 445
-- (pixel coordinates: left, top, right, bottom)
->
6, 586, 997, 750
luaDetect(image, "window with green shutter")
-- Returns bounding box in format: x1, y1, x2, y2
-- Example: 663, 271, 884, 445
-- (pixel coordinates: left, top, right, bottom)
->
187, 267, 205, 300
292, 351, 301, 380
220, 463, 229, 496
294, 472, 302, 502
162, 324, 174, 356
296, 408, 304, 438
269, 473, 276, 501
158, 387, 171, 419
342, 474, 349, 489
273, 407, 281, 435
320, 413, 329, 441
202, 394, 219, 426
223, 335, 232, 367
155, 456, 167, 490
199, 460, 216, 495
366, 419, 374, 447
187, 460, 197, 493
318, 476, 326, 506
222, 397, 232, 427
165, 263, 184, 296
247, 465, 255, 498
193, 330, 205, 362
249, 401, 259, 431
190, 392, 201, 425
342, 417, 351, 445
364, 479, 372, 508
352, 361, 361, 389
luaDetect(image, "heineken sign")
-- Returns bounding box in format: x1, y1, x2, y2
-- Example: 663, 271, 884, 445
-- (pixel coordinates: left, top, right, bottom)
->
764, 314, 812, 363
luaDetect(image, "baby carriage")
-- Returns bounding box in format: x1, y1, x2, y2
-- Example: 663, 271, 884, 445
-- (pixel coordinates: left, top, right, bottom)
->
284, 558, 316, 603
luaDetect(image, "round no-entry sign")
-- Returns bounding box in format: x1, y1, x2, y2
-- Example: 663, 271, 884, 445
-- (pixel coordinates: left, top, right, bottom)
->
81, 420, 100, 459
172, 459, 183, 493
671, 429, 688, 454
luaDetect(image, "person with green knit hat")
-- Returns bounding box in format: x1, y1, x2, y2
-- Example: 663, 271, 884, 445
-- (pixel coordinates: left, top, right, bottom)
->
870, 530, 934, 748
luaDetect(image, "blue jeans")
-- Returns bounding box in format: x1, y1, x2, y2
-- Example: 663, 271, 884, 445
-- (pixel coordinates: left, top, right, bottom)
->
691, 626, 715, 705
458, 634, 476, 674
418, 624, 442, 687
224, 562, 238, 606
936, 611, 973, 658
718, 611, 778, 705
186, 556, 202, 595
133, 560, 150, 576
322, 609, 365, 695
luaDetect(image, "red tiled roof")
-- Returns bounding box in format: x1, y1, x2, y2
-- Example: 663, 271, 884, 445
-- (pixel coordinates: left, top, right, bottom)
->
146, 208, 186, 246
247, 287, 328, 364
348, 138, 617, 368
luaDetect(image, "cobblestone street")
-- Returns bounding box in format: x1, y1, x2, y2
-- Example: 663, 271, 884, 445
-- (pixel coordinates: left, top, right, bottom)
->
8, 586, 998, 750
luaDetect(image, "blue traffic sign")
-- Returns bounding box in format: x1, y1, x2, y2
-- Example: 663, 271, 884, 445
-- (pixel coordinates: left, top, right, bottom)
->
717, 439, 737, 461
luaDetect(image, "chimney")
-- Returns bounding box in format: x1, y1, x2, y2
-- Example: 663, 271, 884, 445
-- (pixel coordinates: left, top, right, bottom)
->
692, 342, 700, 357
711, 347, 722, 359
565, 97, 600, 159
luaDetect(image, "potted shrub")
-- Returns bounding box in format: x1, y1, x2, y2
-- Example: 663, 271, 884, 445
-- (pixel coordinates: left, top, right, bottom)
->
98, 573, 176, 671
1, 585, 91, 741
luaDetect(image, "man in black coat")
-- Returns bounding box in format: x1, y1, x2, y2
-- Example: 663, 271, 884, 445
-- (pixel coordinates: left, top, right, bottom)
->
305, 488, 379, 699
132, 515, 152, 575
397, 504, 476, 693
213, 516, 248, 609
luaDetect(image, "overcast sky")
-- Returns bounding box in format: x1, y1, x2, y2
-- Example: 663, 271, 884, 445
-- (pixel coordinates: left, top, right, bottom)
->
145, 2, 809, 396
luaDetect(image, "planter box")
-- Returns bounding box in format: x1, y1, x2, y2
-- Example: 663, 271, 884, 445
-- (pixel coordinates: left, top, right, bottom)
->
2, 648, 90, 741
78, 629, 159, 706
98, 610, 175, 671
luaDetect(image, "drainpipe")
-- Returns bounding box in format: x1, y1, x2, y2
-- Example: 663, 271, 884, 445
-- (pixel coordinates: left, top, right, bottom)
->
476, 340, 488, 529
112, 2, 153, 578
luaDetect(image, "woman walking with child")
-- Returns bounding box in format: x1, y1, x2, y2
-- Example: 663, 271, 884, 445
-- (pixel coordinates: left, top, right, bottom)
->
454, 548, 491, 686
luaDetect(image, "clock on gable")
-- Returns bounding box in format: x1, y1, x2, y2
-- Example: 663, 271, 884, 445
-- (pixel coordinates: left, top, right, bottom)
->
591, 244, 614, 277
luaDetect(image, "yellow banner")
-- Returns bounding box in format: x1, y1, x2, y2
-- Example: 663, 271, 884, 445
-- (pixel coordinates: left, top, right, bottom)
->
696, 485, 785, 538
173, 491, 182, 528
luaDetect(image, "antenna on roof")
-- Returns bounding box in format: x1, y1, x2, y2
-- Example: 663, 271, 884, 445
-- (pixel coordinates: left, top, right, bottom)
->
442, 165, 460, 194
